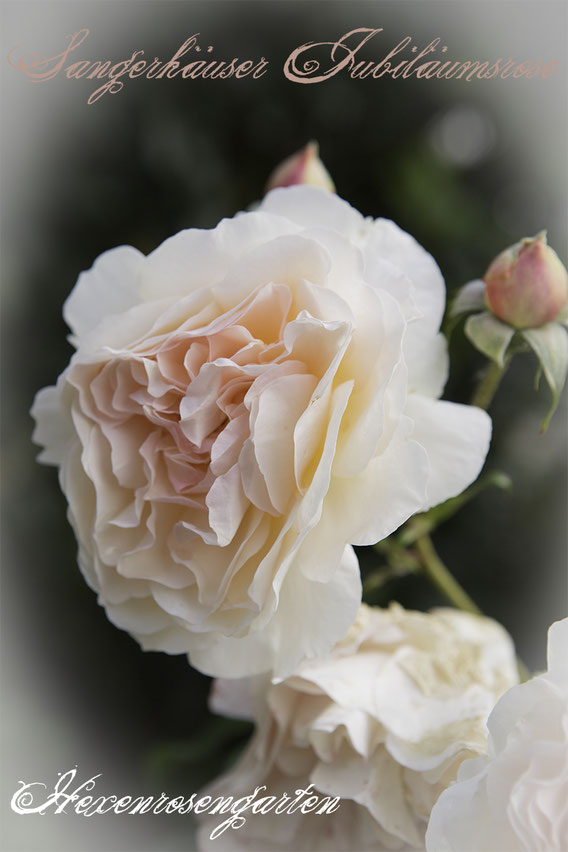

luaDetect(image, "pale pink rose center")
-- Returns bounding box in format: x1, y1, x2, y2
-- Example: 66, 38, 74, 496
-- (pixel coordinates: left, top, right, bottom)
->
67, 282, 326, 564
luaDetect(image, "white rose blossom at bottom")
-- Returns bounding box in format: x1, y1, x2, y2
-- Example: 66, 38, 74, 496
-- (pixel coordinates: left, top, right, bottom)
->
197, 603, 518, 851
426, 617, 568, 852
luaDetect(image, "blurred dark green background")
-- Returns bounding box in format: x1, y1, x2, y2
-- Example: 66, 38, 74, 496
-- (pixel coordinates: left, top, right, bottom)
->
1, 2, 566, 850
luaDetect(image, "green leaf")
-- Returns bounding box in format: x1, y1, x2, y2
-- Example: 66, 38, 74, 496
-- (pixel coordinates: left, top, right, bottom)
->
522, 322, 568, 431
465, 311, 515, 366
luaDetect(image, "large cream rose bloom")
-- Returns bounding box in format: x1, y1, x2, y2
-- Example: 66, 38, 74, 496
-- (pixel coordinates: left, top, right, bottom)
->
426, 617, 568, 852
31, 187, 491, 678
197, 603, 519, 850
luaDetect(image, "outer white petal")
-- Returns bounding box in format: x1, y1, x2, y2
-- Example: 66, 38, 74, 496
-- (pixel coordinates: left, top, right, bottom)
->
405, 394, 492, 510
364, 218, 445, 333
260, 186, 367, 238
140, 211, 298, 301
30, 378, 74, 465
318, 425, 430, 548
425, 755, 512, 852
548, 618, 568, 683
363, 219, 448, 397
271, 544, 361, 679
63, 245, 145, 340
405, 330, 449, 398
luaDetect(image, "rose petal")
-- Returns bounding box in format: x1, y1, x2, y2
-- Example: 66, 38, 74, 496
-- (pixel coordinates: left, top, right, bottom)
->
63, 245, 145, 341
405, 395, 492, 510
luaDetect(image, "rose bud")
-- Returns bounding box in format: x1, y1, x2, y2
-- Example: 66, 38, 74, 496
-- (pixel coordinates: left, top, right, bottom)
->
265, 141, 335, 193
484, 231, 568, 329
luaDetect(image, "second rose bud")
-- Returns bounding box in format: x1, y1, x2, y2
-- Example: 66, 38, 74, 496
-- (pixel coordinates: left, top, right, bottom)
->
484, 231, 568, 329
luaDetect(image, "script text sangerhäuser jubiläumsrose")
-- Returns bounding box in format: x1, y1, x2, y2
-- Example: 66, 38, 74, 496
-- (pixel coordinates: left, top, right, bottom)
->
6, 27, 560, 104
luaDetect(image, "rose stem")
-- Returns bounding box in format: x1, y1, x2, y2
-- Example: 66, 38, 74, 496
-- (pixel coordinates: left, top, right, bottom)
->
472, 353, 530, 679
414, 534, 481, 615
470, 360, 508, 410
415, 533, 531, 683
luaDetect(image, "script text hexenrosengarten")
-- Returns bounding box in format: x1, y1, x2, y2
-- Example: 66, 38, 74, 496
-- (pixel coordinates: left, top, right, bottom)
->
11, 768, 341, 840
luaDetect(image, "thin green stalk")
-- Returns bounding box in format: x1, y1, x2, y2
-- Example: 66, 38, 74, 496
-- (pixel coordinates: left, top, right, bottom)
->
415, 533, 530, 682
469, 354, 531, 679
471, 360, 507, 410
415, 534, 482, 615
363, 543, 421, 600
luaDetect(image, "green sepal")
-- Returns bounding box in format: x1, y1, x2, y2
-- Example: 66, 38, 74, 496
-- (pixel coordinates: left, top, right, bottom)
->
465, 311, 515, 366
555, 304, 568, 328
522, 322, 568, 431
450, 279, 486, 319
445, 279, 486, 337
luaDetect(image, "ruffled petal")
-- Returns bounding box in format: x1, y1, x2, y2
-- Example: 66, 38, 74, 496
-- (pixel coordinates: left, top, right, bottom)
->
188, 544, 361, 680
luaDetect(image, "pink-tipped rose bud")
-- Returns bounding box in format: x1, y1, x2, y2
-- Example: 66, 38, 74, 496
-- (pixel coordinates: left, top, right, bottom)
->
265, 141, 335, 193
484, 232, 568, 329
